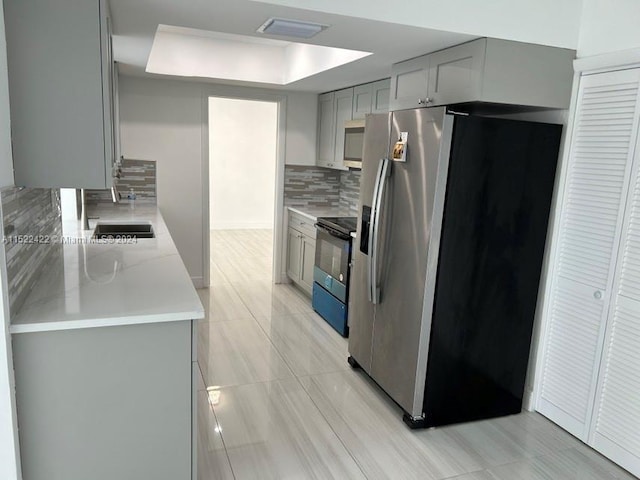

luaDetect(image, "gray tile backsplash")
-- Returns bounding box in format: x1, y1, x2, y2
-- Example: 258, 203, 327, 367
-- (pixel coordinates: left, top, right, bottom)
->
284, 166, 341, 209
86, 158, 157, 204
1, 187, 62, 316
284, 165, 361, 213
339, 170, 361, 215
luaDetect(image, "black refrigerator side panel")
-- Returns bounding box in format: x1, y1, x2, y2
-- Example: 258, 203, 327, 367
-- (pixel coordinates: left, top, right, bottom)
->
423, 116, 562, 427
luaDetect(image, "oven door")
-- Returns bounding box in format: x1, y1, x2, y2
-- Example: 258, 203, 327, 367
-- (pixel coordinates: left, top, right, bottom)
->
314, 226, 351, 302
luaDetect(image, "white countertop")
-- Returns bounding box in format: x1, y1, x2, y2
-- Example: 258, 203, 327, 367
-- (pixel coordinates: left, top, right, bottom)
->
10, 204, 204, 334
287, 206, 356, 221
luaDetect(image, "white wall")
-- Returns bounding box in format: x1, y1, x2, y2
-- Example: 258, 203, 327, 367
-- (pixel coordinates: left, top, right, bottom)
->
118, 76, 317, 285
209, 98, 277, 230
577, 0, 640, 57
0, 0, 21, 477
254, 0, 583, 49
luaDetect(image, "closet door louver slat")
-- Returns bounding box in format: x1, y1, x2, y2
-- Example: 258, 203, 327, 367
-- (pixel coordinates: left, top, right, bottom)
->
591, 131, 640, 476
538, 68, 640, 441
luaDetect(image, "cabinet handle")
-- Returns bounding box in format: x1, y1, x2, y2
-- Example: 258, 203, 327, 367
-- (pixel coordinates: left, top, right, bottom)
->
417, 97, 432, 106
593, 290, 602, 300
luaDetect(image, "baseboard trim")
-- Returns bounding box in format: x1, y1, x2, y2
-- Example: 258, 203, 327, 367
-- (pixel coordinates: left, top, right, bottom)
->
191, 276, 205, 289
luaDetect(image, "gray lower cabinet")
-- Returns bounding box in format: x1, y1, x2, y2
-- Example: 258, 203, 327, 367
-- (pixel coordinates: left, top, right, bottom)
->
13, 320, 194, 480
3, 0, 116, 188
287, 211, 316, 295
299, 235, 316, 293
286, 227, 303, 283
390, 38, 574, 110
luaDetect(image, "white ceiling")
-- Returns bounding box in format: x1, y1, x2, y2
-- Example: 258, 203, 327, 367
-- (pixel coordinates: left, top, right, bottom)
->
145, 25, 372, 85
109, 0, 476, 92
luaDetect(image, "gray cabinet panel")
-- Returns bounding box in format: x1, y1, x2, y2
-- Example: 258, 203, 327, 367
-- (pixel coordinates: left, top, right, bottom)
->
300, 236, 316, 294
4, 0, 115, 188
287, 227, 302, 283
352, 83, 373, 120
427, 39, 486, 106
371, 79, 391, 114
13, 321, 192, 480
287, 211, 317, 295
389, 56, 429, 111
332, 87, 353, 170
481, 38, 574, 108
317, 92, 335, 167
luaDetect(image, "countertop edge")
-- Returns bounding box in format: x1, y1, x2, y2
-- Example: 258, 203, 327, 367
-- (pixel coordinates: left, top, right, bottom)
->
9, 205, 204, 334
10, 309, 205, 334
287, 206, 318, 221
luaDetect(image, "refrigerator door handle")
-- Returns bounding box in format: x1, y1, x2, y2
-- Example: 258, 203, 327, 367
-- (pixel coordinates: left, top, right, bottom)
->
367, 158, 385, 302
371, 157, 391, 304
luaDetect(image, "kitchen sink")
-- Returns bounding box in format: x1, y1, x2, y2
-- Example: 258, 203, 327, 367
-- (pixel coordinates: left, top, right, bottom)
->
92, 223, 155, 239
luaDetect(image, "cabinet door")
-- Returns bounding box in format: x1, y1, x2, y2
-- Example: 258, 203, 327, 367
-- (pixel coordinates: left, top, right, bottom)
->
317, 92, 335, 167
371, 78, 391, 113
299, 235, 316, 295
537, 69, 640, 440
590, 89, 640, 478
4, 0, 113, 188
389, 55, 429, 111
287, 228, 302, 283
427, 38, 486, 106
352, 84, 373, 120
332, 88, 353, 170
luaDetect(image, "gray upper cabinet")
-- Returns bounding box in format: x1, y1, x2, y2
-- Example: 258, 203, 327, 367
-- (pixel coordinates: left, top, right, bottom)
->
352, 84, 373, 120
332, 87, 353, 170
390, 38, 575, 110
318, 79, 389, 170
427, 39, 486, 106
4, 0, 116, 188
352, 79, 391, 119
389, 55, 430, 111
371, 79, 391, 114
317, 92, 335, 168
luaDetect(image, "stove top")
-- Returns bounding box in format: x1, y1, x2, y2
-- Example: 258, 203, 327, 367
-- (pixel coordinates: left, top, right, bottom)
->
317, 216, 357, 237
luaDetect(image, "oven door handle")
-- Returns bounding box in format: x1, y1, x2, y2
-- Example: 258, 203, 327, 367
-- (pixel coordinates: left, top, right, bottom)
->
314, 223, 351, 241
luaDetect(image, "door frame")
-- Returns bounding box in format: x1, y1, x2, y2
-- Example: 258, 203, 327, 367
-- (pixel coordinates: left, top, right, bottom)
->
201, 91, 287, 287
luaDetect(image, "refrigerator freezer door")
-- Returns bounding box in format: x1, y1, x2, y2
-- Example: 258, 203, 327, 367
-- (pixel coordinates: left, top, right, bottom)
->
369, 107, 448, 415
348, 113, 390, 373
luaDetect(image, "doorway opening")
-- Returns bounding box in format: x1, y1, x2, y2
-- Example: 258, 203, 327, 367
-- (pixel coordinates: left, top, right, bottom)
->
207, 97, 279, 285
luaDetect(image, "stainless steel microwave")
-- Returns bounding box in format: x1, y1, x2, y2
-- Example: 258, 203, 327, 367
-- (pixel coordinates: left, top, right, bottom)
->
343, 119, 365, 169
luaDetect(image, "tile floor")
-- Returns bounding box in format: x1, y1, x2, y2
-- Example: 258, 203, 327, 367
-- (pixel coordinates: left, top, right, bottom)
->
196, 229, 636, 480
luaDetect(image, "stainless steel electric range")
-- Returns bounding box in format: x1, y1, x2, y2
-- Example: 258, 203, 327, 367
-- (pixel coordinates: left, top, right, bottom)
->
312, 216, 357, 337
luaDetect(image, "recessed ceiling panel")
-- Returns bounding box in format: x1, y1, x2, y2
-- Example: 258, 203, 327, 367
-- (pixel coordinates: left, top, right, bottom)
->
145, 25, 371, 85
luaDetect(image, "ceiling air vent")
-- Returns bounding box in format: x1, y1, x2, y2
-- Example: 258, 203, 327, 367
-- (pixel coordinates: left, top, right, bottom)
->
257, 18, 328, 39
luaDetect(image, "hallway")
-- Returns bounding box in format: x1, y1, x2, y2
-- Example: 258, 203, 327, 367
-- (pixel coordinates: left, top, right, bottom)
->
195, 231, 635, 480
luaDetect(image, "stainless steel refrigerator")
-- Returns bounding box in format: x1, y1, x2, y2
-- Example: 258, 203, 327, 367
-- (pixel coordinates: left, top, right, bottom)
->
348, 107, 562, 428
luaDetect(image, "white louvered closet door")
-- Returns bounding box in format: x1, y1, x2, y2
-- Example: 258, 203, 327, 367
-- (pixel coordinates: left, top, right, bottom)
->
537, 68, 640, 440
590, 97, 640, 477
